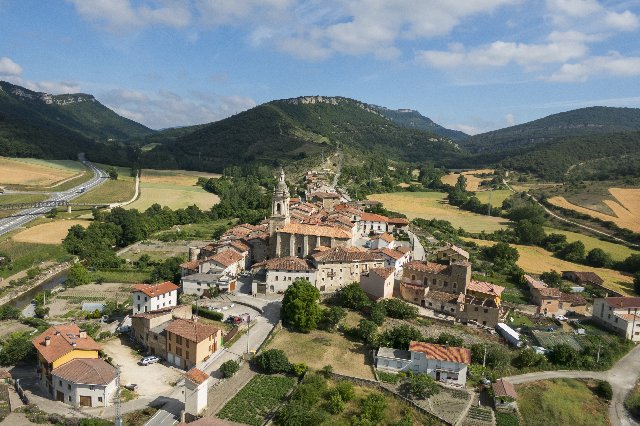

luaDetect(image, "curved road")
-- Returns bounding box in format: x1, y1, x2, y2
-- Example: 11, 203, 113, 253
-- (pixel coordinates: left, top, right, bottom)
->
0, 155, 108, 236
505, 344, 640, 426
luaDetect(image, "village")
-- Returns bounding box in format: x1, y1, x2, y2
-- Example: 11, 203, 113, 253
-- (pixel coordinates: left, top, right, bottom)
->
0, 165, 639, 426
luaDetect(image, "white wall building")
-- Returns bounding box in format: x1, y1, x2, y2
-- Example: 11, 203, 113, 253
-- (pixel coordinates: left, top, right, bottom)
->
252, 257, 316, 294
51, 358, 116, 407
375, 341, 470, 386
185, 367, 209, 416
181, 273, 234, 295
131, 281, 179, 315
593, 297, 640, 341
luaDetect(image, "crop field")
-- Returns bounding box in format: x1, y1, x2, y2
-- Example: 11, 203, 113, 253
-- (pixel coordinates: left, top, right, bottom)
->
441, 169, 494, 191
140, 168, 221, 185
368, 192, 509, 233
531, 330, 582, 351
548, 187, 640, 233
267, 327, 375, 379
74, 179, 136, 205
0, 157, 85, 188
517, 379, 609, 426
13, 219, 90, 244
217, 374, 295, 426
465, 237, 635, 295
543, 227, 639, 262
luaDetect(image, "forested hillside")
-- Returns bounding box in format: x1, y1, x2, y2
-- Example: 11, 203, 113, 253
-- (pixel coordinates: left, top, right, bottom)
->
370, 105, 468, 141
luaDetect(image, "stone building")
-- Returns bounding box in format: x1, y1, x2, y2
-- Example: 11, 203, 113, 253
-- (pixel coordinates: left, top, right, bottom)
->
311, 246, 385, 292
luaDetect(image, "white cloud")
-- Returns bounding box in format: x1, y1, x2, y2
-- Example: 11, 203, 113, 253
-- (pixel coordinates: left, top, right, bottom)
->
605, 10, 639, 31
545, 0, 639, 32
101, 89, 256, 129
549, 52, 640, 82
546, 0, 601, 18
0, 56, 23, 76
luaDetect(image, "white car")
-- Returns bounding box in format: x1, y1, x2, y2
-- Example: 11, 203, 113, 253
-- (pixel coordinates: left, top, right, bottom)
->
140, 355, 160, 366
555, 315, 568, 321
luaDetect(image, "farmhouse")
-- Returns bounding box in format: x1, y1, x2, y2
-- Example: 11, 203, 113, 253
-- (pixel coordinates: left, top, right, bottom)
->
493, 379, 518, 412
132, 281, 179, 315
592, 297, 640, 341
131, 305, 193, 357
311, 246, 385, 292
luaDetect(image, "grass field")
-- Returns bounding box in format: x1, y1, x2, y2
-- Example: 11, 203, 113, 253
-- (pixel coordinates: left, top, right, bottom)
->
465, 237, 635, 295
625, 380, 640, 421
0, 157, 85, 188
548, 187, 640, 233
474, 189, 512, 207
75, 179, 136, 205
13, 219, 90, 244
369, 192, 508, 233
0, 240, 70, 279
517, 379, 609, 426
441, 169, 494, 191
267, 327, 375, 379
544, 227, 639, 262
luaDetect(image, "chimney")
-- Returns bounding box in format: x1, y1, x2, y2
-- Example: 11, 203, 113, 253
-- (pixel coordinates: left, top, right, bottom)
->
54, 331, 60, 336
79, 331, 87, 339
71, 342, 77, 347
44, 336, 51, 346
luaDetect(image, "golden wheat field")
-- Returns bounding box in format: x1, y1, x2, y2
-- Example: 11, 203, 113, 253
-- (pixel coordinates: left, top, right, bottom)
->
440, 169, 495, 191
13, 220, 90, 244
0, 157, 84, 187
465, 237, 635, 295
548, 188, 640, 233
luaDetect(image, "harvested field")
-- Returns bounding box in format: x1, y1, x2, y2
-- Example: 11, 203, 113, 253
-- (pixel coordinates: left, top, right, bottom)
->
441, 169, 494, 191
465, 237, 635, 295
75, 179, 136, 204
267, 327, 375, 379
140, 169, 221, 185
128, 183, 219, 211
369, 192, 508, 233
548, 187, 640, 233
0, 157, 84, 188
543, 227, 639, 262
13, 220, 90, 244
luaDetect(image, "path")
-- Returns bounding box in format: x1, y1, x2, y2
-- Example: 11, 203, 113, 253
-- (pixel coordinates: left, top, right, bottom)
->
503, 179, 639, 249
408, 229, 426, 261
504, 344, 640, 426
110, 172, 140, 208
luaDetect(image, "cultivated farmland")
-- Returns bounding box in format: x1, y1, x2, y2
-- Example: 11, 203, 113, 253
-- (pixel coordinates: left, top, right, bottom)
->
543, 227, 639, 262
440, 169, 494, 191
0, 157, 85, 189
369, 192, 508, 233
13, 219, 90, 244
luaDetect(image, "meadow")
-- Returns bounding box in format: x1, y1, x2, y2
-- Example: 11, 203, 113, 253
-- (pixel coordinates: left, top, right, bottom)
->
0, 240, 70, 279
517, 379, 609, 426
13, 219, 90, 245
368, 192, 509, 233
440, 169, 494, 191
543, 227, 639, 262
74, 179, 136, 205
474, 189, 513, 207
465, 237, 635, 295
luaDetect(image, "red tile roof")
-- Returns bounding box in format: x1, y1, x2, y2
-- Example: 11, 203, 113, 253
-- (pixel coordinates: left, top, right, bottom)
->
180, 260, 200, 270
387, 217, 409, 225
404, 261, 449, 274
371, 232, 394, 243
310, 191, 341, 199
377, 247, 405, 260
359, 212, 390, 222
32, 324, 102, 364
209, 250, 244, 268
370, 267, 395, 280
602, 297, 640, 309
493, 379, 517, 399
165, 318, 221, 344
132, 281, 179, 298
279, 223, 351, 239
560, 292, 587, 306
536, 287, 562, 298
468, 280, 505, 298
524, 274, 547, 290
563, 271, 604, 285
52, 358, 115, 385
185, 367, 209, 385
408, 341, 471, 364
262, 256, 315, 271
436, 244, 469, 259
312, 246, 384, 263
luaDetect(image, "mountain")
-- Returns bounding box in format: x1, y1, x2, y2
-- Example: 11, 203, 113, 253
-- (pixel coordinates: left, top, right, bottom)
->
0, 81, 154, 141
370, 105, 469, 141
142, 96, 464, 172
462, 106, 640, 154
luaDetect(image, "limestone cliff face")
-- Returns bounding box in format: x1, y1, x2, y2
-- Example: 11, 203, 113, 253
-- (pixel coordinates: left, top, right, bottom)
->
5, 83, 96, 106
280, 95, 382, 116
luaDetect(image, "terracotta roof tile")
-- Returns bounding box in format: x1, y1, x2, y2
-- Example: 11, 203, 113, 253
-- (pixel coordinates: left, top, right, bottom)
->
559, 292, 587, 305
371, 233, 394, 243
262, 256, 315, 272
310, 191, 341, 199
180, 260, 201, 270
32, 324, 102, 364
185, 367, 209, 385
436, 244, 469, 259
404, 261, 449, 274
468, 280, 505, 298
563, 271, 604, 285
536, 287, 562, 298
209, 250, 244, 268
370, 267, 395, 280
377, 248, 405, 260
165, 318, 220, 344
493, 379, 517, 399
312, 246, 384, 263
132, 281, 179, 298
524, 274, 547, 290
359, 212, 390, 222
52, 358, 115, 385
279, 223, 351, 239
387, 217, 409, 225
425, 289, 460, 303
602, 297, 640, 309
408, 341, 471, 364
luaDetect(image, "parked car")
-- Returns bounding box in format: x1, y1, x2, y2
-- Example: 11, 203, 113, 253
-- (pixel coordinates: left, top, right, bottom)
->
139, 355, 160, 366
124, 384, 138, 391
556, 315, 568, 321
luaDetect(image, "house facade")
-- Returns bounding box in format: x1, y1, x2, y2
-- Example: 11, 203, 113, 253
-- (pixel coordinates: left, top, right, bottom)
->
593, 297, 640, 341
311, 246, 385, 292
130, 305, 192, 357
165, 318, 223, 370
251, 256, 316, 293
359, 267, 395, 300
131, 282, 179, 315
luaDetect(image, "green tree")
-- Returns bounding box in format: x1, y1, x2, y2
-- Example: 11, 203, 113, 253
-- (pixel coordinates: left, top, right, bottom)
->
220, 360, 240, 378
379, 324, 422, 350
634, 273, 640, 295
514, 219, 546, 245
326, 391, 345, 414
359, 393, 387, 423
66, 263, 91, 287
0, 332, 35, 366
383, 298, 418, 319
436, 332, 463, 347
150, 257, 183, 283
512, 348, 547, 369
352, 319, 378, 345
557, 241, 586, 263
281, 279, 321, 332
455, 174, 467, 191
106, 167, 119, 180
549, 344, 580, 366
540, 270, 563, 287
335, 380, 355, 402
320, 306, 346, 331
482, 242, 519, 270
619, 254, 640, 274
337, 282, 371, 311
254, 349, 291, 374
586, 248, 612, 268
408, 373, 440, 399
276, 400, 328, 426
369, 302, 386, 325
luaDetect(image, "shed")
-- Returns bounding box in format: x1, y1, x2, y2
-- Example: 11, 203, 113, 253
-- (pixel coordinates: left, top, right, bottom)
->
493, 379, 517, 412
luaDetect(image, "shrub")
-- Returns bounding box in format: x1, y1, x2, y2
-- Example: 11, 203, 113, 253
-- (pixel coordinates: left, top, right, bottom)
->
194, 306, 223, 321
369, 302, 386, 325
378, 371, 401, 384
254, 349, 291, 374
337, 282, 371, 311
596, 380, 613, 401
408, 373, 440, 399
220, 360, 240, 378
320, 306, 346, 331
320, 364, 333, 378
383, 298, 418, 319
290, 362, 308, 377
326, 391, 345, 414
335, 380, 355, 402
359, 392, 387, 423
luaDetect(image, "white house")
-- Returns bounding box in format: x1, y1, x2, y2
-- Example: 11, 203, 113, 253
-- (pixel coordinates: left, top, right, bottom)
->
359, 267, 395, 300
251, 256, 316, 294
358, 212, 390, 235
131, 281, 179, 315
51, 358, 116, 407
369, 233, 395, 250
206, 250, 245, 277
375, 341, 470, 386
181, 272, 235, 295
185, 367, 209, 416
593, 297, 640, 341
376, 247, 412, 272
435, 244, 469, 263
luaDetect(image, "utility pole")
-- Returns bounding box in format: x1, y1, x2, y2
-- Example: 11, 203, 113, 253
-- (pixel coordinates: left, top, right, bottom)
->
246, 316, 251, 356
596, 343, 601, 364
114, 365, 122, 426
483, 346, 487, 368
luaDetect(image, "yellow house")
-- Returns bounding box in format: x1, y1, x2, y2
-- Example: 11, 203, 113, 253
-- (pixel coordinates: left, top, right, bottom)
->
32, 324, 101, 397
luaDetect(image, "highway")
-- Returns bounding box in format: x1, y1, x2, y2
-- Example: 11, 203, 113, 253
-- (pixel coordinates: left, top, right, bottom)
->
0, 155, 108, 236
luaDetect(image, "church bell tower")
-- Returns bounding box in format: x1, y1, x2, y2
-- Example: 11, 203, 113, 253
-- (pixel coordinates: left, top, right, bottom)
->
269, 168, 290, 236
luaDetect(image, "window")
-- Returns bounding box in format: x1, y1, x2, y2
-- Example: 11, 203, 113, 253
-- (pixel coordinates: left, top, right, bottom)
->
68, 384, 71, 390
137, 295, 140, 301
433, 278, 437, 285
98, 397, 103, 402
444, 281, 448, 287
186, 340, 190, 348
176, 336, 183, 345
474, 307, 479, 312
168, 343, 171, 351
186, 351, 190, 359
484, 309, 488, 313
275, 276, 279, 281
144, 296, 148, 302
68, 395, 71, 401
411, 274, 416, 280
177, 347, 182, 357
90, 386, 95, 391
59, 380, 62, 386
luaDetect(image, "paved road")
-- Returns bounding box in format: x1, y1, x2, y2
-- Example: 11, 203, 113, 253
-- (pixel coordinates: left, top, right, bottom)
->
0, 155, 108, 236
504, 344, 640, 426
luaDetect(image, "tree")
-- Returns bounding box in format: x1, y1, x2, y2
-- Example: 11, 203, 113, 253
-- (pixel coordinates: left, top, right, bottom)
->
220, 360, 240, 378
106, 167, 118, 180
337, 282, 371, 311
326, 391, 345, 414
369, 302, 386, 325
408, 373, 440, 399
0, 332, 35, 366
436, 332, 463, 347
150, 257, 183, 284
619, 254, 640, 274
596, 381, 613, 400
335, 380, 355, 402
66, 263, 91, 287
482, 242, 519, 270
276, 400, 328, 426
512, 348, 547, 369
540, 270, 562, 287
383, 298, 418, 320
254, 349, 291, 374
557, 241, 586, 263
379, 324, 422, 350
320, 306, 346, 331
352, 319, 378, 345
455, 174, 467, 191
549, 344, 579, 366
586, 248, 612, 268
542, 233, 568, 252
359, 393, 387, 424
514, 219, 546, 245
281, 279, 321, 332
634, 273, 640, 295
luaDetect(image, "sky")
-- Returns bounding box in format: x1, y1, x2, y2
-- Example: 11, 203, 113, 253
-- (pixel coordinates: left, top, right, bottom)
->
0, 0, 639, 134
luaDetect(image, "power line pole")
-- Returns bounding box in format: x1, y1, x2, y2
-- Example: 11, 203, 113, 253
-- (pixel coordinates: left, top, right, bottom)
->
114, 365, 122, 426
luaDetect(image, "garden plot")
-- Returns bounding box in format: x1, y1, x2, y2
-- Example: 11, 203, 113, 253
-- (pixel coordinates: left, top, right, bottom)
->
47, 283, 131, 318
530, 330, 582, 351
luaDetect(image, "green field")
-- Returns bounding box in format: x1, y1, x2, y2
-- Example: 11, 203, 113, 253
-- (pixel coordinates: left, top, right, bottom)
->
474, 189, 512, 207
89, 269, 152, 283
544, 227, 639, 262
369, 192, 509, 233
74, 179, 136, 205
517, 379, 609, 426
0, 240, 70, 279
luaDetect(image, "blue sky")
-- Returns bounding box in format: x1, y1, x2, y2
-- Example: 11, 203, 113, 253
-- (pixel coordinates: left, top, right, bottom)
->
1, 0, 639, 133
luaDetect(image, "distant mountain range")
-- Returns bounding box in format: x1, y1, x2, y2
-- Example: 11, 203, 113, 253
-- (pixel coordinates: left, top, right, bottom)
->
1, 80, 639, 181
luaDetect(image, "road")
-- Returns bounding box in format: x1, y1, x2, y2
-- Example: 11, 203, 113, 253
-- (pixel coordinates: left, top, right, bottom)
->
0, 155, 108, 236
505, 344, 640, 426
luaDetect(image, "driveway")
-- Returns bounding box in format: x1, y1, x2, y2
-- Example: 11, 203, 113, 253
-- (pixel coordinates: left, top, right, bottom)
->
102, 337, 182, 397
